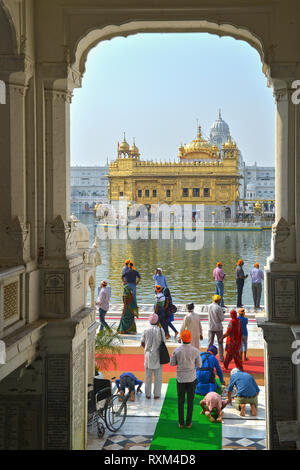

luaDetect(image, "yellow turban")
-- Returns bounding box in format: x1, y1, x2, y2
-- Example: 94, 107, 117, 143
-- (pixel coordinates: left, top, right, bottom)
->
216, 262, 222, 267
180, 329, 192, 343
213, 295, 222, 303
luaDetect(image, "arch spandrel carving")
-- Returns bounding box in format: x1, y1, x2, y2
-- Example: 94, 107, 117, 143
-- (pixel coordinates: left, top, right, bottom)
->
71, 20, 268, 80
0, 0, 18, 55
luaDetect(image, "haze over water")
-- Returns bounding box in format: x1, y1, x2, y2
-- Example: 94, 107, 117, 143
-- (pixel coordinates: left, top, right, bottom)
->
81, 214, 271, 306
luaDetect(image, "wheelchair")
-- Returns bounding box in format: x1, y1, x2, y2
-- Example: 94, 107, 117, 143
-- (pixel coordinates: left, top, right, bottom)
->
88, 376, 127, 438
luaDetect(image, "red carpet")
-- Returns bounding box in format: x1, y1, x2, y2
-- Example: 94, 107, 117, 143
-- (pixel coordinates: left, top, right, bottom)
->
95, 353, 264, 375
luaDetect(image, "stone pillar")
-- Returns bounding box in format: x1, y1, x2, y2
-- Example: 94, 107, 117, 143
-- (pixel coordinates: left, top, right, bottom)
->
41, 309, 95, 450
258, 69, 300, 450
44, 87, 71, 221
0, 67, 32, 267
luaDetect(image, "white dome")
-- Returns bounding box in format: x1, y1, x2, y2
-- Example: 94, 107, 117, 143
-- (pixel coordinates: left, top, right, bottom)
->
209, 110, 231, 149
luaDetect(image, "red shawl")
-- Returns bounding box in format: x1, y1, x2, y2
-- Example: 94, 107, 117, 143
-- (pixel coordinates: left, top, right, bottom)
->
225, 309, 242, 351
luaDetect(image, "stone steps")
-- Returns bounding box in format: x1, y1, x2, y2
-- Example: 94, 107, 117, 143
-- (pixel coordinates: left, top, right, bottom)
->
104, 304, 263, 320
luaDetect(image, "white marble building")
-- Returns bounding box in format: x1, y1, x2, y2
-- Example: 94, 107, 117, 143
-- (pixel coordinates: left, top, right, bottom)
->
209, 111, 275, 216
71, 165, 109, 213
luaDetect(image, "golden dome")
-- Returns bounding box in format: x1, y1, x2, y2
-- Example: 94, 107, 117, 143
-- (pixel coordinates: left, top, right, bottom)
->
119, 133, 130, 152
130, 138, 140, 157
223, 135, 237, 149
179, 125, 220, 160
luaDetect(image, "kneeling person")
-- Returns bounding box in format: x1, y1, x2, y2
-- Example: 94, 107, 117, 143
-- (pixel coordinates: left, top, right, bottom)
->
196, 345, 224, 395
227, 368, 260, 417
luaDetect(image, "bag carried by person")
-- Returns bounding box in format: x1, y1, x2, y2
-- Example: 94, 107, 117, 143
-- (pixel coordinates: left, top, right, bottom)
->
169, 303, 177, 314
159, 328, 170, 364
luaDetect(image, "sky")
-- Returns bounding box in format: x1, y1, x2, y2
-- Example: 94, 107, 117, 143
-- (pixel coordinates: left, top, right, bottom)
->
71, 33, 275, 167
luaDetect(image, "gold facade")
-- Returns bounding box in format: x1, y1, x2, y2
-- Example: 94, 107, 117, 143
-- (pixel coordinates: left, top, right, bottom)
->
108, 126, 240, 206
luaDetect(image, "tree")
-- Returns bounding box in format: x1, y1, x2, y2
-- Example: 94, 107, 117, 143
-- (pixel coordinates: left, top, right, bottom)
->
95, 327, 123, 371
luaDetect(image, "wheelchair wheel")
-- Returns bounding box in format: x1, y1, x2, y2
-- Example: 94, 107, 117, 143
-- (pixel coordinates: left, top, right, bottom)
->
105, 394, 127, 432
97, 420, 105, 438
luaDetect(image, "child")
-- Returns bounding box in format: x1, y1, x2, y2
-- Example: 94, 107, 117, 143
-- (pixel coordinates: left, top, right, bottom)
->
200, 391, 228, 423
115, 372, 143, 402
238, 308, 249, 361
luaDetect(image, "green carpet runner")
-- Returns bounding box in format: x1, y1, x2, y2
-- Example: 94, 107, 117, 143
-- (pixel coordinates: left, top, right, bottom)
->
149, 378, 222, 450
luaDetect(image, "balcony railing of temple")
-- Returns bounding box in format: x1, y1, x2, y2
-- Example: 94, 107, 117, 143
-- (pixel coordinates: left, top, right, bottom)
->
0, 266, 26, 339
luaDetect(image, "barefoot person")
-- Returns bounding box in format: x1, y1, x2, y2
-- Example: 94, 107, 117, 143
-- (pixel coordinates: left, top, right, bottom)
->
117, 282, 139, 334
208, 295, 225, 362
235, 259, 248, 308
195, 345, 225, 395
179, 303, 203, 349
141, 313, 165, 399
115, 372, 143, 402
238, 308, 249, 362
95, 280, 111, 331
170, 330, 201, 429
227, 368, 260, 417
122, 262, 141, 300
250, 262, 264, 310
200, 391, 228, 423
213, 262, 226, 307
223, 309, 243, 371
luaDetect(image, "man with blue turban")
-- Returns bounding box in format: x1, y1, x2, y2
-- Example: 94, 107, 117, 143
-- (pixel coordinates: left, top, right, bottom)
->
195, 345, 225, 395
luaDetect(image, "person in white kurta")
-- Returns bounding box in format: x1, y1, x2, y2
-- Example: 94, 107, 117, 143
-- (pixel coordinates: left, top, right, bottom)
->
179, 303, 203, 350
141, 313, 166, 399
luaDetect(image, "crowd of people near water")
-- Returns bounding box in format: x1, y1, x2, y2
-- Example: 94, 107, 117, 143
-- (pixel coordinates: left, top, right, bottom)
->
95, 258, 262, 428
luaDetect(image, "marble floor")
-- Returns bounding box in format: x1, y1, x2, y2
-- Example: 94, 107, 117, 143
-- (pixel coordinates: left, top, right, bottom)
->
87, 384, 266, 451
88, 304, 266, 451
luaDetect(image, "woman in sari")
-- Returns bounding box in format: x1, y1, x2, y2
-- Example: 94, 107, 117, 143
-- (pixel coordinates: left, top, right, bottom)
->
223, 309, 243, 370
117, 282, 139, 334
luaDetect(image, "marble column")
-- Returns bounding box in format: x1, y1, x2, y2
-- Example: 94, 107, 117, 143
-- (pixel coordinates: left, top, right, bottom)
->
0, 68, 31, 267
258, 69, 300, 450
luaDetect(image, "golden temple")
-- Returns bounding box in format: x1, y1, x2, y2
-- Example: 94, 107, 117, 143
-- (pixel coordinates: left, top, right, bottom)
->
108, 122, 241, 216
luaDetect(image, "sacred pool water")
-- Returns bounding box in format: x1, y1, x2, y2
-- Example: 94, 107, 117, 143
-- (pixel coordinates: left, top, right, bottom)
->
80, 214, 271, 306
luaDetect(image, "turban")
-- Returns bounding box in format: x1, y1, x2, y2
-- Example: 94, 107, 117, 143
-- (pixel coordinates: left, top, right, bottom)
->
213, 295, 222, 303
237, 259, 244, 265
149, 313, 159, 325
125, 259, 130, 265
207, 345, 218, 356
155, 285, 163, 292
216, 262, 222, 267
231, 368, 240, 376
157, 267, 162, 272
180, 329, 192, 343
254, 262, 259, 268
238, 308, 245, 315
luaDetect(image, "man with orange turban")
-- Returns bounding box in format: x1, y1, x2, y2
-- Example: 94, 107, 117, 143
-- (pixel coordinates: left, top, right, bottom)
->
170, 330, 201, 429
250, 262, 264, 310
235, 259, 248, 308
